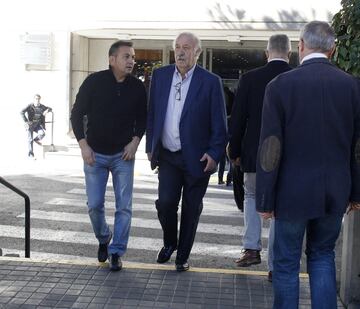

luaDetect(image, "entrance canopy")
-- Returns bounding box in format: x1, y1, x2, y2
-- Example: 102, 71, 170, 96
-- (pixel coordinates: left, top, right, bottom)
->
3, 0, 341, 41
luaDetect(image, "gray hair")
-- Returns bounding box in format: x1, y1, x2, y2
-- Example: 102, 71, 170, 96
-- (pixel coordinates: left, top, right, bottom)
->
300, 21, 335, 52
267, 34, 291, 54
173, 32, 202, 54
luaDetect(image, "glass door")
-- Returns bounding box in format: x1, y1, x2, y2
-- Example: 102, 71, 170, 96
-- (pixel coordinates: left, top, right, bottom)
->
133, 49, 163, 93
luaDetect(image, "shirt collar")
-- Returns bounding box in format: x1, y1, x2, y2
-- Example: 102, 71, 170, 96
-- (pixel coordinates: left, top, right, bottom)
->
268, 58, 288, 63
175, 64, 196, 81
301, 53, 328, 64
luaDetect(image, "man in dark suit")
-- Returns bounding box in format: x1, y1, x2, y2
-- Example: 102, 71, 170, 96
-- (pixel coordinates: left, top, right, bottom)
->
228, 35, 292, 278
256, 21, 360, 308
146, 32, 227, 272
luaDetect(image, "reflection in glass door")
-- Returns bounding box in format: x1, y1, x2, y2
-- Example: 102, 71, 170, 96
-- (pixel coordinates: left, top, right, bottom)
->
134, 49, 162, 93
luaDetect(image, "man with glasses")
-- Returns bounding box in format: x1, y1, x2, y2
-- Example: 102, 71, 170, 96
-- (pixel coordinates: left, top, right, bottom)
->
146, 32, 227, 272
71, 41, 147, 271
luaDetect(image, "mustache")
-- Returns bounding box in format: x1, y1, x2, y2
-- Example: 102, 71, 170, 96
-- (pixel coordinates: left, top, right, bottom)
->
176, 54, 185, 60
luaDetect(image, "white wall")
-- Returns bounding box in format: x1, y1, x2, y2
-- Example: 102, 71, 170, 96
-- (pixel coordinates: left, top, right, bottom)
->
0, 30, 71, 160
88, 40, 113, 72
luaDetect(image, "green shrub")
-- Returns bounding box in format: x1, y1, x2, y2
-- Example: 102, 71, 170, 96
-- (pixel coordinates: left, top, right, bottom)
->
332, 0, 360, 77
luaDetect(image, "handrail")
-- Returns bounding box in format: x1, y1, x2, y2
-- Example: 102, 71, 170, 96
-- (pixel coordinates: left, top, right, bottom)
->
45, 111, 55, 152
0, 176, 30, 258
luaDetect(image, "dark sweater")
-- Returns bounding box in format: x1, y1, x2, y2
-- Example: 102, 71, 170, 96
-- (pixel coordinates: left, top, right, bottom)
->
71, 69, 147, 155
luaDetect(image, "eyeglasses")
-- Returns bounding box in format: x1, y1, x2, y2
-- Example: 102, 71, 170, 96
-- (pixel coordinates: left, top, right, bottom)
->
174, 82, 181, 101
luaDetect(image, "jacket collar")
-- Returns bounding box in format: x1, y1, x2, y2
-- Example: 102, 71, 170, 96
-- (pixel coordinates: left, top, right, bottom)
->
301, 57, 331, 66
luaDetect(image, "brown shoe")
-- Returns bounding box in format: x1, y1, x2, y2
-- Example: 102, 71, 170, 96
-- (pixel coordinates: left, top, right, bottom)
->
235, 249, 261, 267
268, 271, 272, 282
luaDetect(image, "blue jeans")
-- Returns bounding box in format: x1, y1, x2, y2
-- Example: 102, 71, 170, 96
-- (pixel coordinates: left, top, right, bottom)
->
243, 173, 262, 250
273, 215, 343, 309
268, 218, 275, 271
84, 151, 134, 256
27, 124, 45, 154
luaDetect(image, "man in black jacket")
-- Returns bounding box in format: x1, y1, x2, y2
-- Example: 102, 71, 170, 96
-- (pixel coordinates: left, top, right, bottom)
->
228, 35, 292, 277
71, 41, 147, 271
20, 94, 52, 158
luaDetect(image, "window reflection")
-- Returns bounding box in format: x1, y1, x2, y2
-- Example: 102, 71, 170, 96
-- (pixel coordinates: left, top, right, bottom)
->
211, 48, 299, 90
133, 47, 299, 94
133, 49, 162, 93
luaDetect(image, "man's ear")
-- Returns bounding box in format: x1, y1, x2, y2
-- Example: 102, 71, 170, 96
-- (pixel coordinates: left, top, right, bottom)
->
265, 50, 269, 60
298, 39, 305, 53
109, 55, 115, 67
196, 48, 202, 58
327, 46, 336, 59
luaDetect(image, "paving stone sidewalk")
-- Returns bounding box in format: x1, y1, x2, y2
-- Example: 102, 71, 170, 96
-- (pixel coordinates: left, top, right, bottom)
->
0, 258, 345, 309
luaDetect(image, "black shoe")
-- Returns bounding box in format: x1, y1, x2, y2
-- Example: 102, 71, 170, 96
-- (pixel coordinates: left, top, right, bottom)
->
176, 262, 189, 272
157, 245, 177, 263
109, 253, 122, 271
34, 139, 42, 146
98, 232, 112, 262
218, 180, 225, 185
268, 271, 272, 282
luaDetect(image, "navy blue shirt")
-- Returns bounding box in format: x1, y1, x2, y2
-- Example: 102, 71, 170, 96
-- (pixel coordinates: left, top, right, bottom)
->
71, 69, 147, 155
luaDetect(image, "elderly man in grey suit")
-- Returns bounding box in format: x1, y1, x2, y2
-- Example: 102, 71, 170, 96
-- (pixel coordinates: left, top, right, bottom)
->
256, 21, 360, 308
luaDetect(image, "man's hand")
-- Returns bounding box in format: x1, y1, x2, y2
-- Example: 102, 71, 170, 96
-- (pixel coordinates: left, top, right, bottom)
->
122, 136, 140, 161
226, 145, 241, 166
346, 202, 360, 214
200, 153, 216, 172
43, 108, 52, 115
24, 121, 32, 130
79, 139, 95, 166
258, 211, 274, 220
233, 157, 241, 166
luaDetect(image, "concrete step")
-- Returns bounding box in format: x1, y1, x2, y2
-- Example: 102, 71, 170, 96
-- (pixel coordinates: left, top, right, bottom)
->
43, 138, 148, 160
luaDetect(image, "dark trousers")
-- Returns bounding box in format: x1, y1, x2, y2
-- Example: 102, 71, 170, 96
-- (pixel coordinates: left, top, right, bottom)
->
156, 148, 210, 263
218, 152, 233, 184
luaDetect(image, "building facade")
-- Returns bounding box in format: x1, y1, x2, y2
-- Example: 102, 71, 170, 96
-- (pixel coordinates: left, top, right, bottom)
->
0, 0, 341, 147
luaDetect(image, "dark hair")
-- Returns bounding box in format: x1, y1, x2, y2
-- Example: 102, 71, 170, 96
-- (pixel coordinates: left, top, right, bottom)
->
108, 40, 133, 57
